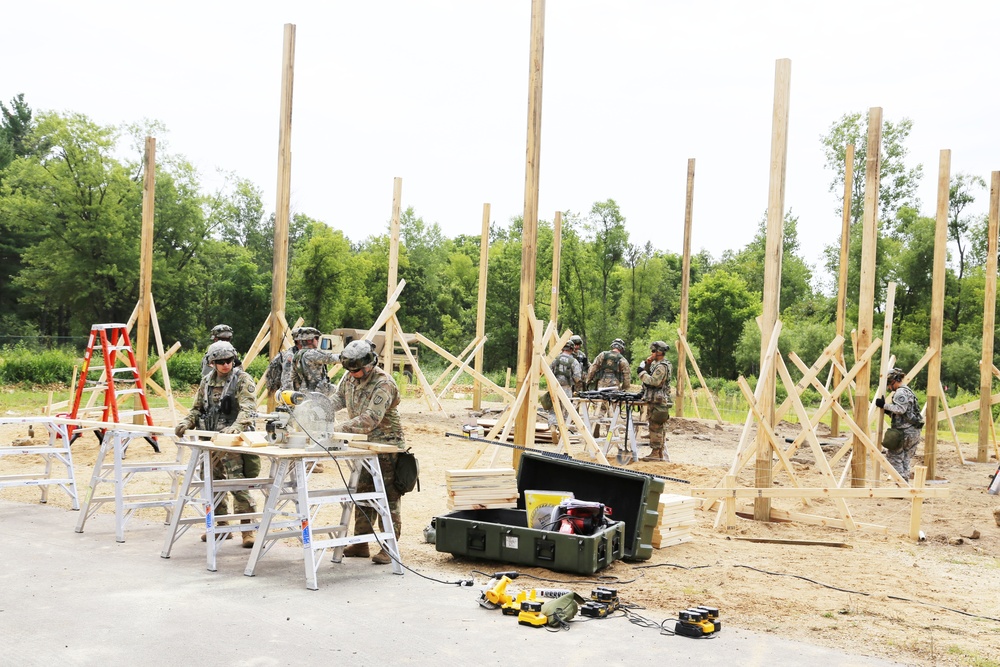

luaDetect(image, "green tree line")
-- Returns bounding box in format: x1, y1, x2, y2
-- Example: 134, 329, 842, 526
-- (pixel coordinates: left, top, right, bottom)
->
1, 96, 997, 392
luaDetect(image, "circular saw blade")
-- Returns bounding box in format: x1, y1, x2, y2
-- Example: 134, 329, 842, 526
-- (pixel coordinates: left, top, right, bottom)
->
292, 392, 336, 441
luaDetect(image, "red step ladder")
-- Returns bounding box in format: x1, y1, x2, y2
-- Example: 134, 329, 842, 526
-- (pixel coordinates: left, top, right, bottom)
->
68, 324, 158, 451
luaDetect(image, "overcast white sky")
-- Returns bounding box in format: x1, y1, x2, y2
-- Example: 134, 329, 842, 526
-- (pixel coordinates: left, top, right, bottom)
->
5, 1, 999, 291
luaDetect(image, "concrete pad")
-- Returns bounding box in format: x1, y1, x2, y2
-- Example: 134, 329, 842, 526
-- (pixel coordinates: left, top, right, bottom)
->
0, 500, 903, 666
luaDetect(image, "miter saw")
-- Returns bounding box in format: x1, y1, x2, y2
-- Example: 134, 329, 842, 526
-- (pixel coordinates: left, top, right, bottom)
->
259, 390, 348, 451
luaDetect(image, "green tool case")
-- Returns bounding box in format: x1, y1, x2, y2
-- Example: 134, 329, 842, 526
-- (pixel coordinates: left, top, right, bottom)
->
434, 452, 665, 574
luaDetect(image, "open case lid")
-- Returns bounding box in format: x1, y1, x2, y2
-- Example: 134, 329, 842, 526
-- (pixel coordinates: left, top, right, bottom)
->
515, 452, 665, 560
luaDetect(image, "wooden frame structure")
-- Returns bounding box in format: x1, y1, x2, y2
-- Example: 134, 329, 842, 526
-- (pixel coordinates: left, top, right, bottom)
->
464, 306, 610, 468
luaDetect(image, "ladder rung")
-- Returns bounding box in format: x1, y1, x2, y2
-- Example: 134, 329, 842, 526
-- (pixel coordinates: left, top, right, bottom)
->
110, 345, 132, 352
110, 368, 138, 375
81, 384, 108, 392
115, 389, 143, 397
77, 407, 106, 414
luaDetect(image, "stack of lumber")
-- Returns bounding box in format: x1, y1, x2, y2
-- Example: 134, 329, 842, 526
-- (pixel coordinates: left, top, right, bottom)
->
446, 468, 519, 510
653, 494, 698, 548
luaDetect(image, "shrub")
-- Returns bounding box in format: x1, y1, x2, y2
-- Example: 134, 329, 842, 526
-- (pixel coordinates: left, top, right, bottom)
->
0, 343, 76, 385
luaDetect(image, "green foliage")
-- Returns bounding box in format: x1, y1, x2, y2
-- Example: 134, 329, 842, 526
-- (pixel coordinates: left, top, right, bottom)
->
689, 271, 760, 379
0, 343, 75, 384
940, 340, 983, 393
164, 350, 205, 387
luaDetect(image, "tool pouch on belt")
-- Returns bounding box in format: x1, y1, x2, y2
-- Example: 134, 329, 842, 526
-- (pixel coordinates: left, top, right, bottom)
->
393, 447, 420, 494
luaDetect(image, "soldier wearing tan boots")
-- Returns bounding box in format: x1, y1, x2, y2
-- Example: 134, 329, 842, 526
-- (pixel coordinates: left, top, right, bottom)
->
638, 340, 672, 462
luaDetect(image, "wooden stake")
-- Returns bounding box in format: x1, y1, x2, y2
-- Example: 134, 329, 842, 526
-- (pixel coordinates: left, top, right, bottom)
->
925, 150, 950, 480
677, 158, 695, 419
473, 203, 491, 410
850, 108, 882, 488
268, 23, 296, 411
134, 137, 156, 425
868, 282, 897, 423
550, 211, 562, 326
754, 58, 791, 521
385, 177, 402, 377
832, 144, 855, 437
979, 172, 1000, 462
513, 0, 546, 468
909, 465, 928, 540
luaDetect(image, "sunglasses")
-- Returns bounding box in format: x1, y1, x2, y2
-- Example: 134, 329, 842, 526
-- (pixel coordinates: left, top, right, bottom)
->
348, 367, 366, 375
214, 357, 235, 365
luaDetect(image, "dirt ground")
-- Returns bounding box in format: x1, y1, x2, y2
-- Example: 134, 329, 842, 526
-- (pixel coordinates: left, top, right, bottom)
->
3, 392, 1000, 666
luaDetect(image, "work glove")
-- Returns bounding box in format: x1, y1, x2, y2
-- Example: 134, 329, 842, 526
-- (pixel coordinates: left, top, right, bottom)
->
875, 396, 886, 409
222, 425, 242, 435
174, 423, 188, 438
638, 360, 647, 374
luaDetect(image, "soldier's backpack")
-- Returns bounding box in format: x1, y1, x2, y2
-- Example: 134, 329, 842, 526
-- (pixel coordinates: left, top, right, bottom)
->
264, 354, 284, 393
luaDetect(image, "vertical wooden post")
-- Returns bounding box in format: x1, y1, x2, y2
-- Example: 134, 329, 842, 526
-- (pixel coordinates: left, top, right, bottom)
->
134, 137, 156, 425
925, 151, 951, 480
268, 23, 295, 411
472, 203, 491, 410
979, 173, 1000, 462
831, 144, 855, 437
385, 177, 403, 377
851, 108, 882, 487
513, 0, 546, 468
676, 158, 695, 419
753, 59, 791, 521
549, 211, 562, 326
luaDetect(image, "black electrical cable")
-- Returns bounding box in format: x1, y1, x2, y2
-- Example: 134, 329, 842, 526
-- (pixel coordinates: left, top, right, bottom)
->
733, 564, 1000, 623
470, 568, 641, 586
285, 411, 471, 587
630, 562, 1000, 624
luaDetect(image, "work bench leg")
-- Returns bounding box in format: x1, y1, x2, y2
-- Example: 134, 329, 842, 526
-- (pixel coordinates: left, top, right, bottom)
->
245, 459, 290, 579
161, 446, 201, 558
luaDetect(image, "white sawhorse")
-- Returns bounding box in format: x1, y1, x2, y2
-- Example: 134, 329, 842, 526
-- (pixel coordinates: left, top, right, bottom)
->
0, 417, 79, 509
161, 440, 275, 572
244, 446, 402, 590
75, 429, 187, 542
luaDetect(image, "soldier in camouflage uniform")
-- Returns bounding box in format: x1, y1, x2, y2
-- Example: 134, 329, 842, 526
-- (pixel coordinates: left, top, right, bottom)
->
570, 335, 589, 382
200, 324, 239, 376
586, 338, 631, 425
875, 368, 923, 479
277, 327, 303, 391
547, 341, 583, 442
291, 327, 341, 393
176, 341, 260, 547
638, 340, 672, 462
331, 340, 405, 565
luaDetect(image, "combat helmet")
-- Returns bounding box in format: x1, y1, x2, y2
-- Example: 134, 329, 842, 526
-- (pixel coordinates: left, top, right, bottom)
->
650, 340, 670, 353
341, 339, 376, 371
611, 338, 626, 352
206, 341, 238, 363
882, 427, 904, 452
570, 335, 583, 347
210, 324, 233, 341
887, 367, 905, 384
562, 341, 575, 352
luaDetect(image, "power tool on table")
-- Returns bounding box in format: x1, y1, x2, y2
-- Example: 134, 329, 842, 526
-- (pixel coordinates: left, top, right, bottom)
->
257, 390, 348, 451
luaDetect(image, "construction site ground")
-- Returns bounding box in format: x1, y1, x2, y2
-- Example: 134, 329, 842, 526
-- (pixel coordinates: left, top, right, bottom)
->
2, 392, 999, 666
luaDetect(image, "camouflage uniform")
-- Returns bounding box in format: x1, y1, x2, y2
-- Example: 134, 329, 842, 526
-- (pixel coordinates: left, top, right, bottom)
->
330, 365, 405, 540
291, 347, 340, 393
179, 367, 260, 515
587, 348, 630, 421
573, 348, 590, 382
547, 352, 582, 429
883, 384, 923, 478
277, 346, 298, 391
639, 359, 672, 459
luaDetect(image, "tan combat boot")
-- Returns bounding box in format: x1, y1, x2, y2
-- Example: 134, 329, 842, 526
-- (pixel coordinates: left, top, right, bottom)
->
371, 549, 392, 565
640, 448, 667, 462
241, 519, 255, 548
343, 542, 370, 558
201, 520, 232, 542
